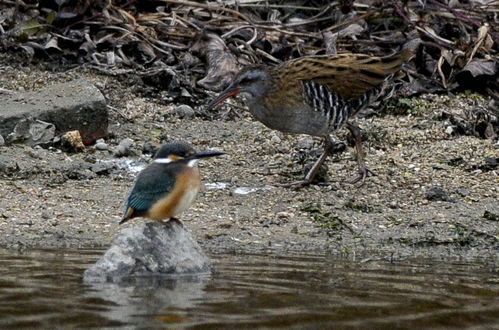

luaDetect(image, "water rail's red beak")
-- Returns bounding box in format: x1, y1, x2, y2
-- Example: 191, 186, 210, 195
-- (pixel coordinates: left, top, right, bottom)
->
205, 87, 240, 110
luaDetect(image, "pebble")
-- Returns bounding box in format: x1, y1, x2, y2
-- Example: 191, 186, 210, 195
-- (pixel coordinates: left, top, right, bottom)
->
456, 188, 470, 197
94, 139, 109, 151
173, 104, 195, 119
483, 157, 498, 170
142, 140, 160, 155
61, 130, 85, 153
271, 135, 281, 144
91, 161, 114, 175
114, 138, 134, 157
388, 201, 398, 209
296, 136, 315, 150
276, 211, 294, 219
426, 187, 453, 202
41, 210, 52, 219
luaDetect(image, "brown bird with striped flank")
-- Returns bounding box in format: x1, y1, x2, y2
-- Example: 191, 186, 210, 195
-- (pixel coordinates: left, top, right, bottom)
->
207, 38, 420, 187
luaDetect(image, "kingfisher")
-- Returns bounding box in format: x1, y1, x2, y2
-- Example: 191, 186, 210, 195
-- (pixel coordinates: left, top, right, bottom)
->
120, 141, 224, 225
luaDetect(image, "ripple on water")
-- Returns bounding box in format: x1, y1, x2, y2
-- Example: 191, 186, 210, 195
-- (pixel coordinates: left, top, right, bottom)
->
0, 249, 497, 329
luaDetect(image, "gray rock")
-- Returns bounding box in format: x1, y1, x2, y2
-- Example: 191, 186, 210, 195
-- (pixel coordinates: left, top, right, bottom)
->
75, 169, 97, 180
142, 140, 159, 155
426, 187, 455, 202
84, 221, 211, 283
173, 104, 195, 119
296, 136, 316, 150
456, 188, 470, 197
94, 138, 109, 150
388, 201, 398, 209
95, 142, 109, 151
114, 138, 134, 157
91, 161, 114, 175
483, 157, 498, 170
6, 118, 55, 146
270, 135, 281, 144
0, 78, 107, 145
0, 134, 4, 146
41, 210, 52, 220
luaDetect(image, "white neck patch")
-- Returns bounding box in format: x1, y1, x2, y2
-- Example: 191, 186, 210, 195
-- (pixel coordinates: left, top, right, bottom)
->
187, 159, 199, 168
153, 158, 173, 164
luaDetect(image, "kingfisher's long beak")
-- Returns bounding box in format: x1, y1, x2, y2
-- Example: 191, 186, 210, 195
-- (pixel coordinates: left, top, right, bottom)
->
206, 85, 240, 110
192, 150, 226, 159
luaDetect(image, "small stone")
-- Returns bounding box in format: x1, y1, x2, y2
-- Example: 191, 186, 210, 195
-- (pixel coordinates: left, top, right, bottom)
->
482, 157, 498, 170
456, 188, 470, 197
276, 211, 293, 218
142, 140, 160, 155
296, 137, 315, 150
114, 138, 134, 157
445, 126, 454, 135
0, 134, 4, 146
68, 168, 97, 180
173, 105, 195, 119
388, 201, 398, 209
271, 135, 281, 144
91, 161, 114, 175
61, 130, 85, 153
303, 162, 328, 183
426, 187, 450, 202
41, 210, 52, 219
483, 211, 499, 221
94, 141, 109, 150
180, 88, 192, 98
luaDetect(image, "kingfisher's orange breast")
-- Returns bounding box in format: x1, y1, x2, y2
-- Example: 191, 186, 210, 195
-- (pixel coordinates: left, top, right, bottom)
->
147, 166, 201, 221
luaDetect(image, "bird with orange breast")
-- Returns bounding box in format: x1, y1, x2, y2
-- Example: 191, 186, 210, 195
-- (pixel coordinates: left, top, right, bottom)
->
120, 141, 224, 225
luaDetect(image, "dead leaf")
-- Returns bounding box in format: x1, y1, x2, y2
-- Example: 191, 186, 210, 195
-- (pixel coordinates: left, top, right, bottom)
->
437, 54, 447, 88
461, 59, 497, 77
192, 32, 240, 91
8, 19, 48, 39
44, 37, 61, 51
337, 23, 365, 39
114, 7, 136, 25
20, 45, 35, 58
466, 23, 490, 65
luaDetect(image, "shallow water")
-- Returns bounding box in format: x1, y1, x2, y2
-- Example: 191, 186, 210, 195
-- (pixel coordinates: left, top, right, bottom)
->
0, 248, 497, 329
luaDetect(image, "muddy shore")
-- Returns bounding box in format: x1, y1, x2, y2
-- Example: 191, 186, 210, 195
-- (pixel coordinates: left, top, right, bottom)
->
0, 59, 498, 262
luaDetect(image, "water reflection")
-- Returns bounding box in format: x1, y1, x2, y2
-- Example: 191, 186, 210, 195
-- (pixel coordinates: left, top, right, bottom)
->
0, 248, 497, 329
84, 275, 210, 326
